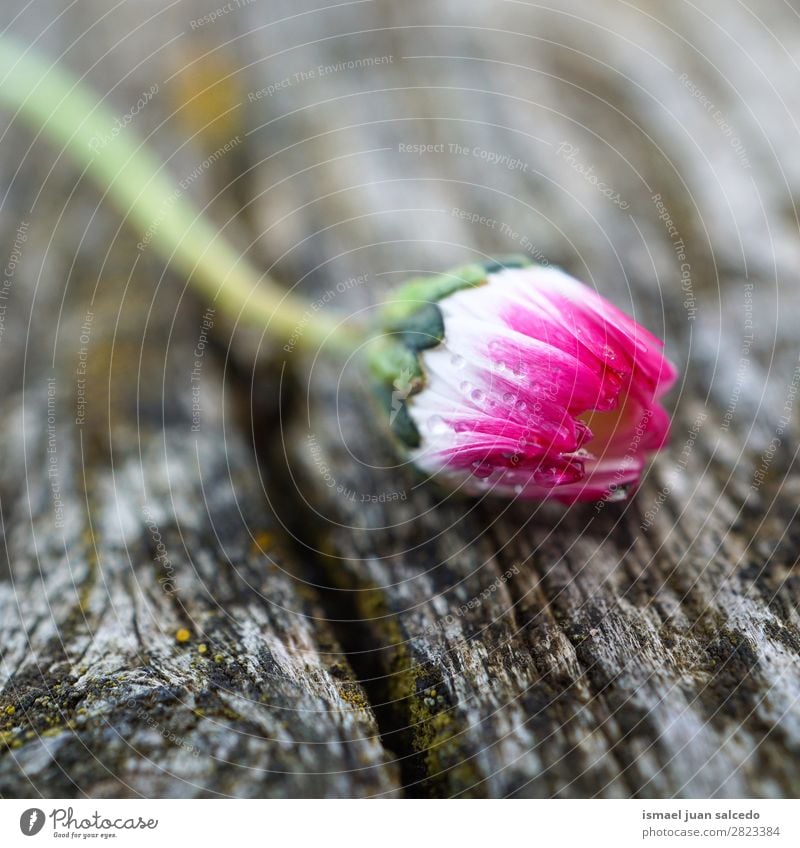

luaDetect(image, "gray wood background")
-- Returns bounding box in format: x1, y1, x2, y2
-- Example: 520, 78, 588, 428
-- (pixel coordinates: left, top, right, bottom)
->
1, 0, 799, 798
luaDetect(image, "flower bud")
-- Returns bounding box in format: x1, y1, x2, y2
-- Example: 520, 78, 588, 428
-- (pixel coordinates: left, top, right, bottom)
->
370, 258, 677, 502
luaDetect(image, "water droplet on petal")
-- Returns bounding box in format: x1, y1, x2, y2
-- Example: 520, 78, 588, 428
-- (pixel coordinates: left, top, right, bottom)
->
470, 388, 485, 404
515, 400, 528, 412
503, 391, 516, 404
533, 461, 584, 487
533, 467, 559, 486
471, 461, 494, 479
573, 420, 592, 445
605, 485, 628, 502
451, 354, 466, 369
428, 415, 448, 435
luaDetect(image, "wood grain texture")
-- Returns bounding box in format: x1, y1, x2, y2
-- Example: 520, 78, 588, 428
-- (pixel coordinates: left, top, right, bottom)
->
2, 0, 800, 797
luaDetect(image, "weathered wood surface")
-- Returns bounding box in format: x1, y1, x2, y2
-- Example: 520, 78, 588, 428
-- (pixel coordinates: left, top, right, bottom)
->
2, 0, 800, 797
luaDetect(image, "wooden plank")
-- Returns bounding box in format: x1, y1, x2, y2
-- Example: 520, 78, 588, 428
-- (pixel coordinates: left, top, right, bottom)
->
0, 212, 398, 797
236, 0, 800, 797
2, 0, 800, 798
0, 1, 398, 797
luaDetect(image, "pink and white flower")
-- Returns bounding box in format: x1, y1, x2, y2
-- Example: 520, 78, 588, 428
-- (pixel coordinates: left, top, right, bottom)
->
400, 265, 677, 502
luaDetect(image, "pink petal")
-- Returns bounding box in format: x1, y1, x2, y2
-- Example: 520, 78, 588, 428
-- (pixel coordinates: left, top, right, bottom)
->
407, 266, 677, 502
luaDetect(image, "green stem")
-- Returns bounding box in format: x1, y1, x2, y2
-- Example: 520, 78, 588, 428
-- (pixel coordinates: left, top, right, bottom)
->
0, 35, 359, 354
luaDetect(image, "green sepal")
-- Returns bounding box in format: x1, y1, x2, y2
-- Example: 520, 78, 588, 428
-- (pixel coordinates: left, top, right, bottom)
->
390, 401, 422, 448
370, 381, 423, 448
366, 334, 423, 386
393, 302, 445, 350
380, 255, 532, 327
367, 256, 533, 449
364, 335, 426, 448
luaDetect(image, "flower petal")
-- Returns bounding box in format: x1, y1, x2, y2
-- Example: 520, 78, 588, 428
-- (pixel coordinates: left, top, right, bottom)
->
405, 264, 677, 502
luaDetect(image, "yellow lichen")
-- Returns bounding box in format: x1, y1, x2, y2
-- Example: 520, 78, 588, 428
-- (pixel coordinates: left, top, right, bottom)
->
355, 586, 483, 795
339, 683, 368, 710
252, 531, 274, 552
176, 628, 191, 643
41, 726, 63, 738
171, 52, 243, 152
